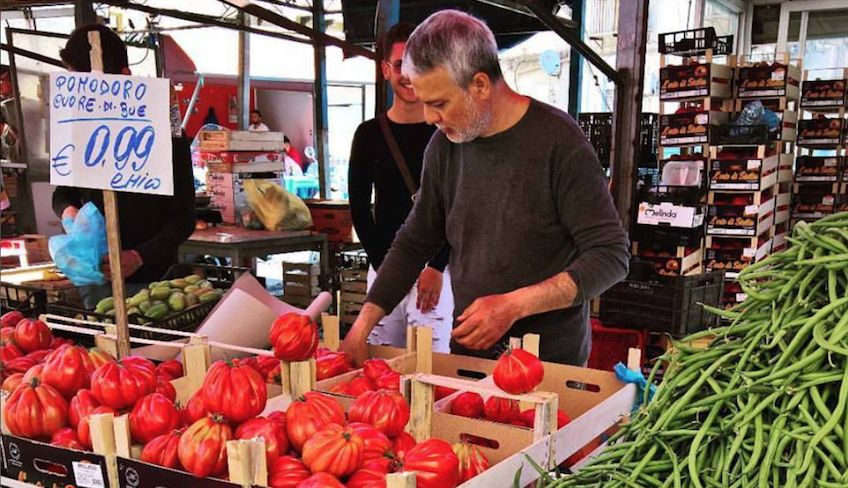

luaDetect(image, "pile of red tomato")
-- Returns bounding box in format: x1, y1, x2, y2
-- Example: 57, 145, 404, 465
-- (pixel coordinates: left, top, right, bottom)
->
0, 311, 495, 487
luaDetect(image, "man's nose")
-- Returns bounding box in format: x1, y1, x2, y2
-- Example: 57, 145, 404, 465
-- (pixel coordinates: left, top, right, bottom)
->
424, 106, 440, 126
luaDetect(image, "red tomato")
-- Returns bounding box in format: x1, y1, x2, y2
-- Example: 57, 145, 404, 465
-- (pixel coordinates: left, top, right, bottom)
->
493, 348, 544, 394
453, 442, 490, 482
22, 363, 44, 383
235, 417, 290, 463
155, 359, 184, 380
297, 473, 344, 488
483, 396, 520, 424
402, 439, 459, 488
362, 455, 394, 474
3, 355, 39, 376
121, 355, 156, 372
346, 374, 376, 396
90, 359, 156, 409
266, 410, 287, 428
201, 360, 267, 423
266, 363, 283, 385
269, 313, 318, 361
253, 355, 281, 378
68, 389, 100, 429
25, 349, 52, 364
450, 392, 484, 418
87, 347, 116, 369
1, 311, 25, 329
181, 390, 208, 425
78, 405, 118, 449
130, 393, 182, 444
13, 319, 52, 353
302, 423, 365, 478
140, 430, 182, 469
392, 431, 417, 461
1, 343, 23, 363
154, 376, 177, 402
315, 350, 352, 380
2, 379, 68, 439
178, 415, 233, 478
347, 468, 387, 488
51, 427, 84, 450
285, 391, 345, 452
434, 385, 458, 401
0, 326, 15, 346
1, 373, 24, 394
362, 359, 392, 382
267, 455, 310, 488
349, 390, 410, 437
41, 345, 96, 399
375, 370, 401, 391
349, 422, 392, 460
519, 408, 571, 429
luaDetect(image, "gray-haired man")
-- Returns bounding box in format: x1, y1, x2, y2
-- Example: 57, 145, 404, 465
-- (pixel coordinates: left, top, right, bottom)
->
341, 10, 629, 366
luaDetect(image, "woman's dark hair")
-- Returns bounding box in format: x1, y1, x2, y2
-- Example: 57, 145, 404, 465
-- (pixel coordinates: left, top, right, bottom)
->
60, 24, 128, 74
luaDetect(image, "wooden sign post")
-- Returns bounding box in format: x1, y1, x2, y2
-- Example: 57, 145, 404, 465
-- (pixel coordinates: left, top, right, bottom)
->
49, 30, 174, 358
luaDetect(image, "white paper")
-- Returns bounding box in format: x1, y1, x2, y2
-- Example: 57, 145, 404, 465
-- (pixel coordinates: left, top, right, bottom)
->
49, 72, 173, 195
73, 461, 105, 488
637, 202, 697, 228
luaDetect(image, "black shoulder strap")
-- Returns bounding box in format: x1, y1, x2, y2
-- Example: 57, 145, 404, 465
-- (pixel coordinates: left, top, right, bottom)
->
377, 114, 419, 198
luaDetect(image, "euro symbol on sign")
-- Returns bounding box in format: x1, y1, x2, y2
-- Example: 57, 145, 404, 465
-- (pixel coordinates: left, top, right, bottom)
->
52, 143, 75, 177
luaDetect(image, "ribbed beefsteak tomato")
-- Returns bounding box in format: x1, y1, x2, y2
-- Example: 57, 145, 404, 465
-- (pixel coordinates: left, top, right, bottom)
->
267, 455, 310, 488
2, 378, 68, 439
1, 311, 24, 329
41, 345, 96, 399
78, 405, 118, 449
178, 415, 233, 478
348, 390, 410, 437
349, 422, 392, 460
68, 389, 100, 428
1, 373, 24, 394
483, 396, 520, 423
392, 431, 417, 461
154, 376, 177, 401
140, 430, 182, 469
375, 370, 401, 391
13, 319, 52, 353
201, 360, 267, 423
285, 391, 345, 452
269, 312, 318, 361
155, 359, 184, 380
347, 468, 387, 488
87, 347, 116, 369
362, 358, 392, 382
130, 393, 182, 444
301, 423, 365, 478
51, 427, 84, 450
181, 390, 208, 425
519, 408, 571, 429
235, 417, 289, 463
493, 348, 544, 394
402, 439, 459, 488
297, 473, 344, 488
315, 349, 353, 380
453, 442, 490, 482
450, 392, 484, 418
90, 359, 156, 409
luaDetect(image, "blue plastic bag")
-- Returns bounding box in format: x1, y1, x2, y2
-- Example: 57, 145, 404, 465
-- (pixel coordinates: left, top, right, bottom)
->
49, 202, 108, 286
614, 362, 657, 413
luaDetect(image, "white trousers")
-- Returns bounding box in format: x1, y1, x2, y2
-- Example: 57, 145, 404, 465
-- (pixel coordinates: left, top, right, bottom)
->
366, 265, 454, 353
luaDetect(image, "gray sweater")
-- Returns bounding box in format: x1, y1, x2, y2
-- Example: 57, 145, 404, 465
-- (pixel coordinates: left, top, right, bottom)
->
366, 98, 630, 365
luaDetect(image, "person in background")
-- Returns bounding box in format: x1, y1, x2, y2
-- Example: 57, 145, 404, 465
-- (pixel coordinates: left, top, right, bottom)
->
248, 109, 270, 132
284, 135, 306, 172
347, 22, 454, 353
341, 11, 629, 366
52, 24, 196, 305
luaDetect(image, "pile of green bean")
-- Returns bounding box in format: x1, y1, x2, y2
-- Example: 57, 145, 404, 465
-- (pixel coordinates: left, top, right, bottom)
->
541, 212, 848, 488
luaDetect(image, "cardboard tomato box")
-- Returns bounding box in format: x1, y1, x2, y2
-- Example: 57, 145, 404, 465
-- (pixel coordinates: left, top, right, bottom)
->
792, 184, 837, 219
796, 156, 841, 183
800, 79, 847, 109
737, 63, 801, 99
1, 434, 111, 488
797, 117, 843, 146
659, 111, 728, 146
707, 192, 776, 237
659, 63, 732, 101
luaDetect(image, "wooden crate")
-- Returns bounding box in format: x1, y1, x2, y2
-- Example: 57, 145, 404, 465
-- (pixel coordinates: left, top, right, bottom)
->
338, 268, 367, 328
199, 130, 285, 152
282, 262, 320, 308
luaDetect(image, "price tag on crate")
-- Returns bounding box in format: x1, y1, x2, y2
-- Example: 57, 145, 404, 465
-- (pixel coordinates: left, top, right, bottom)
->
49, 72, 174, 196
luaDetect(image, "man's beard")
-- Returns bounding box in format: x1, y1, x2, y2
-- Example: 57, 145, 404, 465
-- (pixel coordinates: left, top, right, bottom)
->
442, 93, 492, 143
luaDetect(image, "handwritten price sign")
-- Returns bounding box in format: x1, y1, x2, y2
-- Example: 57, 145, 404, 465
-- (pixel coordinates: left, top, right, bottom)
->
49, 72, 173, 196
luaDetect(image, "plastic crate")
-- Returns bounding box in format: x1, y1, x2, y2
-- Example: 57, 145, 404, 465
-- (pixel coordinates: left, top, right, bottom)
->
578, 113, 658, 167
588, 320, 647, 371
0, 281, 47, 316
658, 27, 733, 56
599, 270, 725, 336
709, 124, 769, 146
46, 264, 250, 342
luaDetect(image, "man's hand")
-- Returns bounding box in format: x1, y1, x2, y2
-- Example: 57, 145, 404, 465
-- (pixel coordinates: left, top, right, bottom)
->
340, 302, 387, 367
452, 292, 522, 351
102, 250, 143, 279
416, 267, 443, 313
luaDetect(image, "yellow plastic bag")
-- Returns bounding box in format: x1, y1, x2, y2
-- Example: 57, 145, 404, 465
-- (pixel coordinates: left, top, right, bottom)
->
243, 179, 313, 231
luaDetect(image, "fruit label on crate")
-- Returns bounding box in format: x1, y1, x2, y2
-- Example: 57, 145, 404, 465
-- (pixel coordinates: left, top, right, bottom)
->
747, 160, 761, 170
637, 202, 698, 228
49, 72, 173, 195
73, 461, 106, 488
742, 247, 757, 258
